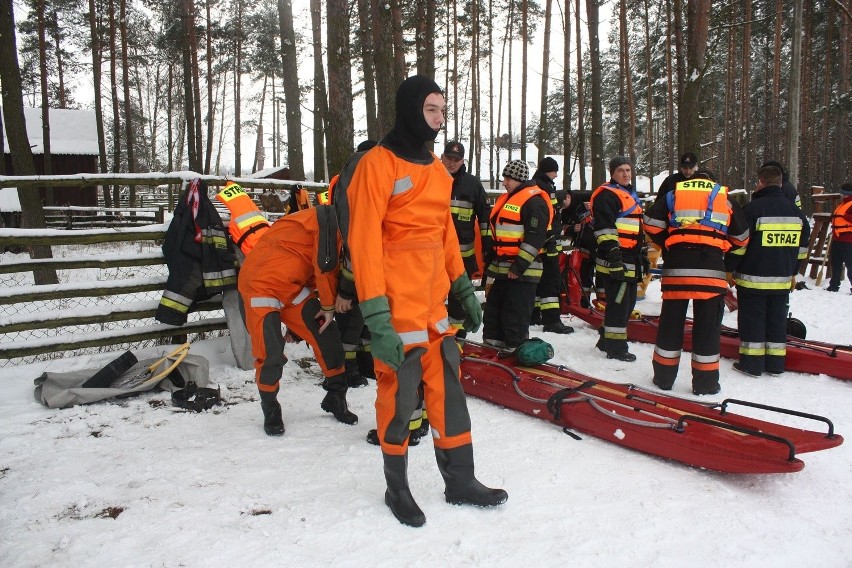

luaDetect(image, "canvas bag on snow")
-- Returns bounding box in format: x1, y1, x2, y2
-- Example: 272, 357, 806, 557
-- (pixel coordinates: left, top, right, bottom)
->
34, 345, 210, 409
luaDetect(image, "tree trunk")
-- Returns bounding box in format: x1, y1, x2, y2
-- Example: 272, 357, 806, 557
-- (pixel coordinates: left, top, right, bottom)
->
786, 0, 803, 187
180, 0, 198, 173
87, 0, 109, 206
108, 0, 121, 204
252, 75, 267, 173
665, 0, 674, 173
415, 0, 435, 78
520, 0, 528, 161
234, 0, 243, 175
644, 0, 654, 181
488, 0, 495, 186
740, 0, 752, 193
371, 0, 396, 135
562, 0, 572, 190
186, 0, 203, 175
576, 0, 586, 191
326, 0, 354, 175
311, 0, 329, 179
452, 0, 458, 140
0, 0, 57, 284
37, 0, 53, 187
120, 0, 136, 204
390, 0, 406, 85
620, 0, 637, 183
538, 0, 552, 164
357, 0, 378, 140
51, 8, 66, 108
204, 0, 214, 174
679, 0, 710, 159
771, 0, 783, 155
834, 0, 850, 185
674, 0, 685, 150
585, 0, 604, 184
277, 0, 305, 180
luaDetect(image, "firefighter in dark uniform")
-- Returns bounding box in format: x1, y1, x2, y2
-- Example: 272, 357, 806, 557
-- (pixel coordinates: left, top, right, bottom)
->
441, 140, 492, 339
827, 182, 852, 293
591, 156, 646, 362
531, 157, 574, 334
729, 165, 810, 377
482, 159, 553, 351
644, 171, 750, 395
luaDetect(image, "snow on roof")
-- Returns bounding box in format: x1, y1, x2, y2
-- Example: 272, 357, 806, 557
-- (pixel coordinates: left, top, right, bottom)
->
245, 165, 290, 179
1, 107, 99, 156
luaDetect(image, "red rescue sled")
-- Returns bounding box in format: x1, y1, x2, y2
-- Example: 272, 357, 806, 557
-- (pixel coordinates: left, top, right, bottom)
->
559, 250, 852, 381
459, 341, 843, 474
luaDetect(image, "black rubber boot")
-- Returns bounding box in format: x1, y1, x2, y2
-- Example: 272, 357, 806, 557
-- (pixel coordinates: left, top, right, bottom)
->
383, 453, 426, 527
321, 375, 358, 425
367, 429, 420, 447
435, 445, 508, 507
259, 390, 285, 436
356, 349, 375, 379
344, 359, 369, 388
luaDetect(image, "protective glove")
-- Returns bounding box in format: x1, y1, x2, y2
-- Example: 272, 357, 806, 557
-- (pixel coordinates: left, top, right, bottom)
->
605, 246, 624, 280
450, 274, 483, 333
359, 295, 405, 370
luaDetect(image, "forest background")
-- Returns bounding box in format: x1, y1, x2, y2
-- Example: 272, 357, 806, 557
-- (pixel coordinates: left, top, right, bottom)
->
1, 0, 850, 210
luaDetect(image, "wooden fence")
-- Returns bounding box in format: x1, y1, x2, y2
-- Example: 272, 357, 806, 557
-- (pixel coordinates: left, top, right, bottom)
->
0, 228, 228, 364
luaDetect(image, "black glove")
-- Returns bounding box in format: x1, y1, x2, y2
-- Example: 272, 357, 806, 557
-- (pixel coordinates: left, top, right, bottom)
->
605, 247, 625, 280
641, 255, 651, 276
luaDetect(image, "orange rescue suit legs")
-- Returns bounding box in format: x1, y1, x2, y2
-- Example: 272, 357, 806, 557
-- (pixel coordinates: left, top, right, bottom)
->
376, 336, 472, 456
244, 296, 345, 393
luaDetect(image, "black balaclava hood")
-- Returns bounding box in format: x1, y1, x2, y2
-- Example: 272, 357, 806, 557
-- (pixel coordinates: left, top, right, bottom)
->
381, 75, 443, 162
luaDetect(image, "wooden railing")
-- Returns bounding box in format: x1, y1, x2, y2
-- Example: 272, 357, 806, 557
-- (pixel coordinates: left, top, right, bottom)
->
0, 227, 228, 363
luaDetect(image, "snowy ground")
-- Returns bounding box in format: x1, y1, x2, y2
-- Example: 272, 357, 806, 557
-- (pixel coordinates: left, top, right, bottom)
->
1, 276, 851, 567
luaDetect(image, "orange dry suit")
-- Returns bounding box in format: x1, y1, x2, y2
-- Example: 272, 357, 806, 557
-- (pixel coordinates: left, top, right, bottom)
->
237, 206, 345, 393
215, 182, 270, 256
347, 144, 470, 456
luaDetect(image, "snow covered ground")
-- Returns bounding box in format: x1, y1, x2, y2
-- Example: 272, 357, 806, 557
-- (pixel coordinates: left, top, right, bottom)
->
1, 273, 851, 567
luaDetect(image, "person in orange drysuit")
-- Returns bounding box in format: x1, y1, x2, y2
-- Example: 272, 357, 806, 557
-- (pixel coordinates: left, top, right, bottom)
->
346, 75, 507, 528
237, 205, 357, 436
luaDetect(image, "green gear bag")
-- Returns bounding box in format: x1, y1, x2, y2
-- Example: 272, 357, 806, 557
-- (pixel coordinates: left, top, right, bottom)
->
515, 338, 555, 366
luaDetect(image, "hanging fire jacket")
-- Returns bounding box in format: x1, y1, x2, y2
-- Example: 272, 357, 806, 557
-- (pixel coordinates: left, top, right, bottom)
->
730, 186, 810, 293
832, 198, 852, 242
644, 178, 750, 300
450, 163, 492, 270
156, 178, 238, 326
486, 181, 553, 282
214, 182, 270, 255
590, 182, 644, 280
285, 185, 312, 214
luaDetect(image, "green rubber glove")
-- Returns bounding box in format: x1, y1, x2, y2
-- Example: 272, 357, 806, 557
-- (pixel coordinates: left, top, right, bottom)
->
450, 274, 483, 333
359, 295, 405, 370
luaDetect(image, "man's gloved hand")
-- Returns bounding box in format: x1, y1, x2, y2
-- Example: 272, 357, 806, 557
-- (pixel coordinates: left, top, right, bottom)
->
359, 295, 404, 370
451, 274, 483, 333
605, 246, 624, 280
640, 254, 651, 276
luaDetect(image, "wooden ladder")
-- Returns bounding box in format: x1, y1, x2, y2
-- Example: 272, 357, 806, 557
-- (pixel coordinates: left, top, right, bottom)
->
800, 192, 841, 278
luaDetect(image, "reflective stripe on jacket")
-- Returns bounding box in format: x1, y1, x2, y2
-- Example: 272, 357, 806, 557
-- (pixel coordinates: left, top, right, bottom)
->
488, 182, 553, 280
664, 179, 732, 251
215, 183, 270, 255
590, 182, 644, 251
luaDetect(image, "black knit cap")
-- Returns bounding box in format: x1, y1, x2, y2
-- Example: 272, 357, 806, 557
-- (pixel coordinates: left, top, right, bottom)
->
608, 156, 631, 175
841, 182, 852, 196
394, 75, 443, 144
538, 157, 559, 173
